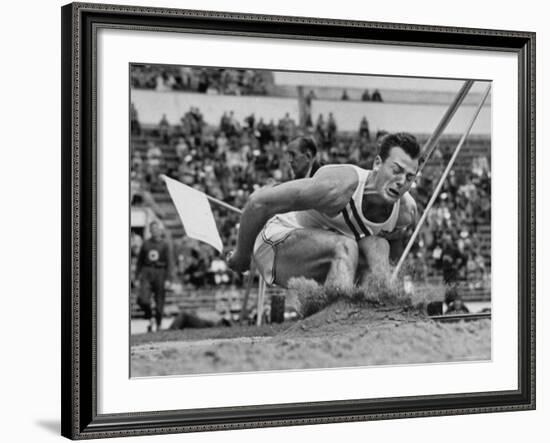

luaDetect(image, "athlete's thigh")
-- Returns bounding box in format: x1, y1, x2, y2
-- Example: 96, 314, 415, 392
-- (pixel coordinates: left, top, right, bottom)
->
273, 228, 346, 286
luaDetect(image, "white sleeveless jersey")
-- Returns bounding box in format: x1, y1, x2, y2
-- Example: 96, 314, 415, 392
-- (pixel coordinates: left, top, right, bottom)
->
274, 165, 401, 240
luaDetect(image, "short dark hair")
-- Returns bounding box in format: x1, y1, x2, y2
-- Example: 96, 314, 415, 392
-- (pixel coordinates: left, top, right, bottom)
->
291, 136, 317, 157
378, 132, 421, 162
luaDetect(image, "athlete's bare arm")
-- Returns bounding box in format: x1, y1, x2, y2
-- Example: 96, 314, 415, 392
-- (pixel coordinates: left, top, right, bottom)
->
398, 192, 418, 227
228, 166, 357, 272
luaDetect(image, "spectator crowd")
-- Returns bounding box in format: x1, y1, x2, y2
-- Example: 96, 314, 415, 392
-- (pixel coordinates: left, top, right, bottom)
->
132, 65, 389, 103
131, 65, 270, 96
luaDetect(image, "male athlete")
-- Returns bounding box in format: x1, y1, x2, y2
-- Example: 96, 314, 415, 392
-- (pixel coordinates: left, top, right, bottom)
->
228, 132, 420, 290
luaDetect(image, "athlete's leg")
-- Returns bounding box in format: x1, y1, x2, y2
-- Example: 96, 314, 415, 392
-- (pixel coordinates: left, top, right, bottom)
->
152, 271, 166, 328
272, 229, 358, 288
356, 236, 391, 286
137, 270, 153, 319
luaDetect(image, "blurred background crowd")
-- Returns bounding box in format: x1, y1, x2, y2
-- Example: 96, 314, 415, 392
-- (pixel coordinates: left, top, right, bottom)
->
131, 65, 271, 95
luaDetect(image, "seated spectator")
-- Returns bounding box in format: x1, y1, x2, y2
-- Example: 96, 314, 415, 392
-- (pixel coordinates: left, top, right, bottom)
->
306, 89, 317, 105
178, 66, 193, 89
371, 89, 383, 102
158, 114, 170, 143
473, 155, 490, 177
245, 113, 256, 131
130, 171, 144, 205
209, 256, 231, 285
155, 73, 170, 92
197, 69, 209, 93
130, 102, 141, 135
145, 142, 162, 188
359, 116, 371, 141
326, 112, 337, 145
175, 137, 189, 161
315, 114, 326, 143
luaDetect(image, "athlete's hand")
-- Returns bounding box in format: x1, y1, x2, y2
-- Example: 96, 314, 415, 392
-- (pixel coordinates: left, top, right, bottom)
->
226, 249, 251, 273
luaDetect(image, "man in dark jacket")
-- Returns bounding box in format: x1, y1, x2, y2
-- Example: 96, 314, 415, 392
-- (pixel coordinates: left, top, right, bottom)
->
136, 221, 174, 331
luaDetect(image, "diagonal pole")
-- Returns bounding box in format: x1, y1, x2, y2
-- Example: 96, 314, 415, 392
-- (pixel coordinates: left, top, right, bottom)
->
204, 194, 242, 215
391, 83, 491, 282
417, 80, 474, 175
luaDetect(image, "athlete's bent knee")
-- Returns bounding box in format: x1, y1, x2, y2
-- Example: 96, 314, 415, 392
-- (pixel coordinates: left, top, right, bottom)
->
332, 236, 359, 264
360, 236, 390, 259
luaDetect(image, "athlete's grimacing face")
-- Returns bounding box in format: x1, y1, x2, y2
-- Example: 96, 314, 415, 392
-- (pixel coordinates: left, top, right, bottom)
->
373, 146, 419, 203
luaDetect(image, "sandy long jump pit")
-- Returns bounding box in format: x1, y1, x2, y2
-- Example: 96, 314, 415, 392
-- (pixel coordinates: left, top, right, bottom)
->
130, 279, 491, 377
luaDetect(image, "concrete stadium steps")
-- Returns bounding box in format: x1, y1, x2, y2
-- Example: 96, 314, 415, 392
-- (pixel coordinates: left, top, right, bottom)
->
131, 134, 180, 173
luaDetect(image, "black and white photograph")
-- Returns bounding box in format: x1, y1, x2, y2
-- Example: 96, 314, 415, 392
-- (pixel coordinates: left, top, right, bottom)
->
129, 64, 492, 377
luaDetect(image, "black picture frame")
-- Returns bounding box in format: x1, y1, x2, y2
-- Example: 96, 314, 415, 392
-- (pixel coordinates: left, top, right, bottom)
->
61, 2, 536, 439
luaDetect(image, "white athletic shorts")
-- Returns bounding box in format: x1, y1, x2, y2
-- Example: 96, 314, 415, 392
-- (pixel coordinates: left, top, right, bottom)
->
253, 217, 297, 285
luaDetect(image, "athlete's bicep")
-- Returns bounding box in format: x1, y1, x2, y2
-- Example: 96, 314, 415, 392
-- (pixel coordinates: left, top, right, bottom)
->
249, 177, 334, 214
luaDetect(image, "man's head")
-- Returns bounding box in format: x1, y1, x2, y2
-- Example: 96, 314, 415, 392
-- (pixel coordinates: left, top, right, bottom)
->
372, 132, 421, 202
150, 221, 162, 240
286, 137, 318, 179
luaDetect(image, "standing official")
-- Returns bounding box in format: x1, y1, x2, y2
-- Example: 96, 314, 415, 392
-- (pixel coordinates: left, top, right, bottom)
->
136, 221, 174, 331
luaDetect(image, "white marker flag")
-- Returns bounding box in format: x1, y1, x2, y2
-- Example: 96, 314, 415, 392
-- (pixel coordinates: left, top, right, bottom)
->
161, 175, 223, 253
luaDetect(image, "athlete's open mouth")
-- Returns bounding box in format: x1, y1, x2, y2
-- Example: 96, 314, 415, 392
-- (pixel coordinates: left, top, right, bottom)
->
387, 188, 399, 198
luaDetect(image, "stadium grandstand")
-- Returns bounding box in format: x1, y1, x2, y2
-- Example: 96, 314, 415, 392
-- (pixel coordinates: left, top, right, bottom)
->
130, 66, 491, 323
